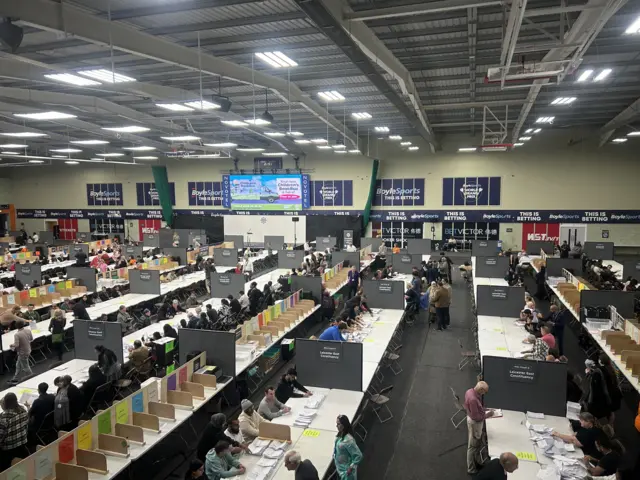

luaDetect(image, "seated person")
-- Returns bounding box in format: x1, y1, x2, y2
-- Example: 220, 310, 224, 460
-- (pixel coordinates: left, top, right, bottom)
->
238, 399, 266, 443
539, 322, 556, 349
522, 334, 549, 360
275, 368, 312, 403
196, 413, 244, 461
584, 433, 622, 477
27, 382, 55, 434
318, 321, 348, 341
187, 308, 201, 329
163, 323, 178, 339
128, 340, 150, 370
258, 386, 291, 420
167, 299, 183, 317
79, 365, 107, 411
224, 419, 244, 445
205, 441, 246, 480
552, 412, 603, 459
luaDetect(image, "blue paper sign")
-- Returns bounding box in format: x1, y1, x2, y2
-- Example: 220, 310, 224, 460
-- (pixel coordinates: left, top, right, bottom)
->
132, 392, 144, 413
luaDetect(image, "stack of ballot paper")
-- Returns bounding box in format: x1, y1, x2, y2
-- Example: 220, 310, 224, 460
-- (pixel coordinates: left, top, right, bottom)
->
305, 393, 326, 409
565, 401, 581, 421
248, 438, 271, 455
294, 409, 316, 427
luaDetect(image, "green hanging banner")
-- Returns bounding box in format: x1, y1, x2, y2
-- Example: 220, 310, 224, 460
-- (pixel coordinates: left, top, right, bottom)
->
151, 166, 174, 226
362, 158, 379, 228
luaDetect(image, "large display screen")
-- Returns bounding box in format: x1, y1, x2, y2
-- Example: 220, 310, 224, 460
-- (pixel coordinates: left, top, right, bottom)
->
229, 174, 303, 211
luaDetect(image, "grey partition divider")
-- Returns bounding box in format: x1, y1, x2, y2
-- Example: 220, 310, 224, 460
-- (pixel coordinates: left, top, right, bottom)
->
525, 241, 555, 255
143, 233, 160, 248
65, 267, 97, 292
224, 235, 245, 250
263, 235, 285, 250
159, 229, 176, 248
315, 236, 337, 249
475, 256, 509, 278
124, 245, 143, 259
483, 356, 567, 416
16, 263, 41, 286
579, 290, 635, 321
75, 232, 91, 242
38, 231, 54, 244
71, 244, 89, 257
290, 276, 323, 301
161, 247, 187, 265
476, 285, 524, 317
188, 229, 206, 246
128, 269, 161, 295
331, 251, 360, 269
73, 320, 125, 365
471, 240, 499, 256
179, 329, 236, 376
9, 230, 21, 239
211, 272, 246, 298
296, 339, 363, 391
214, 248, 239, 267
584, 241, 614, 260
361, 237, 382, 251
546, 258, 582, 277
390, 253, 422, 274
407, 239, 432, 254
362, 280, 405, 309
278, 249, 304, 269
622, 259, 640, 278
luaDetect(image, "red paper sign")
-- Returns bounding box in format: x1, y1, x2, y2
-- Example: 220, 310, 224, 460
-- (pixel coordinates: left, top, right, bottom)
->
58, 433, 75, 464
179, 365, 188, 386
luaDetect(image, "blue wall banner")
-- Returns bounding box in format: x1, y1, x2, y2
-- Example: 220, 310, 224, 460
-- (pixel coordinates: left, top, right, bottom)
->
373, 178, 425, 206
188, 181, 223, 206
443, 177, 501, 206
310, 180, 354, 206
136, 182, 176, 206
86, 183, 123, 206
302, 174, 311, 209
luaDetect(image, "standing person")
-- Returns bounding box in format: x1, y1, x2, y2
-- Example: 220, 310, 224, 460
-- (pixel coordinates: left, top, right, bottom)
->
0, 393, 29, 470
258, 386, 291, 420
535, 265, 547, 300
582, 359, 612, 421
48, 309, 67, 361
95, 345, 120, 382
464, 381, 494, 475
10, 320, 33, 384
438, 252, 453, 283
23, 304, 41, 323
598, 354, 622, 424
284, 450, 320, 480
430, 281, 451, 331
411, 270, 421, 295
27, 382, 55, 436
116, 305, 132, 333
72, 300, 91, 321
559, 241, 570, 259
347, 265, 360, 299
333, 415, 362, 480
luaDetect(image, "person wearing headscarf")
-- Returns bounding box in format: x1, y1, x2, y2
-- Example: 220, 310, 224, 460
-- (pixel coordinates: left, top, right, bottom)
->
196, 413, 245, 461
582, 359, 612, 421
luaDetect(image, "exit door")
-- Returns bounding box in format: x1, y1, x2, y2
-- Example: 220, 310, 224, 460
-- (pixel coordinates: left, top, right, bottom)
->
560, 224, 587, 247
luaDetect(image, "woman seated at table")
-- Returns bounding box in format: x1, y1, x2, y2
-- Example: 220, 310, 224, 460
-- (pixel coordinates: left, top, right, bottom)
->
552, 412, 604, 459
584, 433, 624, 477
79, 364, 108, 409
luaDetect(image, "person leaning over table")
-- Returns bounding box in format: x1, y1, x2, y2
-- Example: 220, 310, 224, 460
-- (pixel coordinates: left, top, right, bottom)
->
582, 359, 612, 421
258, 386, 291, 420
583, 432, 623, 477
318, 321, 348, 342
0, 392, 29, 470
334, 415, 362, 480
475, 452, 519, 480
205, 441, 246, 480
464, 381, 494, 475
197, 413, 245, 462
275, 367, 313, 403
284, 450, 320, 480
23, 303, 41, 323
552, 412, 604, 459
95, 344, 121, 382
238, 399, 266, 442
521, 334, 549, 360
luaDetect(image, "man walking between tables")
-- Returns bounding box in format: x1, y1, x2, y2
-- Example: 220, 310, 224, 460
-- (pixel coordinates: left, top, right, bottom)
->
464, 381, 495, 475
10, 320, 33, 384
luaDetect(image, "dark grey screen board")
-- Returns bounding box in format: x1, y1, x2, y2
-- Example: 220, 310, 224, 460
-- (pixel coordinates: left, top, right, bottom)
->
143, 233, 160, 248
362, 279, 405, 309
579, 290, 635, 321
483, 356, 567, 416
224, 235, 245, 250
525, 241, 555, 255
129, 269, 161, 295
471, 240, 499, 256
71, 244, 89, 257
263, 236, 285, 250
546, 258, 582, 278
159, 229, 188, 248
476, 285, 524, 317
290, 276, 323, 302
390, 253, 422, 274
315, 236, 337, 249
38, 231, 54, 244
188, 229, 206, 246
407, 239, 432, 254
331, 251, 360, 269
210, 272, 246, 298
75, 232, 91, 242
584, 241, 614, 260
214, 248, 239, 267
124, 245, 143, 259
475, 256, 509, 278
296, 339, 363, 391
16, 263, 41, 286
278, 249, 304, 269
161, 247, 187, 265
361, 237, 382, 251
65, 266, 97, 292
621, 259, 640, 278
179, 329, 236, 376
73, 320, 125, 365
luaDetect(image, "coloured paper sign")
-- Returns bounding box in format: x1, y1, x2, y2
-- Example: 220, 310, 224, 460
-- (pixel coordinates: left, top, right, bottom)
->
515, 451, 537, 462
58, 433, 75, 463
179, 366, 188, 386
168, 373, 177, 390
29, 289, 37, 298
303, 429, 320, 438
65, 280, 73, 289
98, 410, 112, 435
116, 401, 129, 424
132, 392, 144, 413
7, 462, 27, 480
167, 364, 175, 375
148, 382, 159, 404
77, 421, 92, 450
34, 447, 55, 479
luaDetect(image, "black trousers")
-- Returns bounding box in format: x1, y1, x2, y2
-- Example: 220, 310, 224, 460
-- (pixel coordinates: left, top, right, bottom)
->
555, 327, 565, 356
436, 307, 450, 329
0, 445, 29, 471
53, 341, 64, 360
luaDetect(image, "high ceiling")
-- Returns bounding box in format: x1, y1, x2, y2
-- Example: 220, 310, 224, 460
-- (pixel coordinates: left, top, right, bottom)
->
0, 0, 639, 164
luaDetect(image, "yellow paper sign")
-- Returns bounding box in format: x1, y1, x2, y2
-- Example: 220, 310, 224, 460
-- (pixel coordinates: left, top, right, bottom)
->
495, 347, 508, 351
115, 401, 129, 424
303, 429, 320, 438
515, 451, 537, 462
77, 421, 92, 450
65, 280, 73, 290
29, 289, 38, 298
162, 257, 168, 264
364, 338, 376, 343
31, 329, 41, 334
493, 328, 503, 332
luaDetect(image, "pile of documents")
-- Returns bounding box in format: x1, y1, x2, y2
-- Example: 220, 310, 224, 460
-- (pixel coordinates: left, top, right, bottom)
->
246, 438, 289, 480
293, 409, 316, 427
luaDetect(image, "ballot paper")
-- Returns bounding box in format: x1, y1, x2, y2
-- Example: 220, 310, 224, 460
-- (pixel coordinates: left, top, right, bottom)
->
19, 391, 38, 406
486, 408, 503, 418
565, 401, 581, 421
247, 466, 272, 480
257, 458, 278, 468
270, 440, 288, 451
527, 411, 545, 419
248, 438, 271, 455
306, 394, 326, 409
263, 447, 284, 459
536, 465, 561, 480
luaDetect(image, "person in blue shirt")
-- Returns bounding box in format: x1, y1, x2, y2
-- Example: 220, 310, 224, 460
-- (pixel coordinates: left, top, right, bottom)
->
347, 266, 360, 299
318, 322, 348, 341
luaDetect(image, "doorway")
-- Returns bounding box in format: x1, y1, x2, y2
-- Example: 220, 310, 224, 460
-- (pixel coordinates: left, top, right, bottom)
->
560, 224, 587, 247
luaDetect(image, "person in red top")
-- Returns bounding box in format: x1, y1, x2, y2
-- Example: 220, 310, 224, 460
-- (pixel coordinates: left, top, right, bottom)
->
463, 381, 494, 474
540, 323, 556, 349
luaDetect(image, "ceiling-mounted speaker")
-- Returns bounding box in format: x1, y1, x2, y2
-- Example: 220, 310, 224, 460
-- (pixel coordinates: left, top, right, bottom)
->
211, 94, 232, 113
0, 19, 24, 53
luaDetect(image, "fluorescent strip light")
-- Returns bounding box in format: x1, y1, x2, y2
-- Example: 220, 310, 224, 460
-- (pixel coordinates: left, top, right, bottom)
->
1, 151, 20, 155
28, 160, 45, 164
222, 120, 248, 127
624, 17, 640, 34
514, 143, 524, 147
96, 153, 125, 157
374, 126, 389, 133
263, 152, 287, 156
102, 126, 150, 133
236, 147, 265, 152
389, 135, 402, 140
78, 69, 136, 83
535, 116, 554, 124
458, 147, 477, 152
51, 155, 67, 158
534, 128, 541, 133
317, 145, 332, 150
265, 132, 285, 137
626, 131, 640, 137
331, 144, 346, 149
204, 142, 237, 148
593, 68, 612, 82
156, 103, 194, 112
286, 131, 304, 137
318, 91, 345, 102
408, 146, 419, 151
311, 138, 327, 144
551, 97, 576, 105
294, 139, 311, 144
44, 73, 101, 86
0, 144, 28, 148
184, 100, 220, 110
65, 161, 80, 165
15, 111, 76, 120
161, 135, 201, 141
255, 52, 297, 68
190, 154, 221, 158
133, 156, 158, 160
400, 141, 412, 146
525, 128, 533, 133
576, 69, 594, 82
70, 139, 109, 145
519, 136, 532, 141
348, 149, 361, 154
612, 138, 627, 143
122, 146, 155, 151
334, 150, 347, 154
0, 132, 48, 138
50, 148, 82, 153
482, 145, 508, 152
244, 118, 271, 126
351, 112, 371, 120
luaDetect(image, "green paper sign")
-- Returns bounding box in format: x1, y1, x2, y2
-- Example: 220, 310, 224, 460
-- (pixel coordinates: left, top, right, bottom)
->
97, 410, 112, 435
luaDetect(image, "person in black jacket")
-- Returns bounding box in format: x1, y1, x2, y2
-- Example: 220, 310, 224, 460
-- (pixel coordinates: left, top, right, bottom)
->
79, 365, 107, 411
228, 295, 242, 315
598, 354, 622, 423
248, 282, 262, 314
275, 368, 312, 403
196, 413, 244, 461
475, 452, 519, 480
206, 304, 218, 326
163, 323, 178, 340
61, 375, 84, 429
72, 300, 91, 321
27, 382, 55, 435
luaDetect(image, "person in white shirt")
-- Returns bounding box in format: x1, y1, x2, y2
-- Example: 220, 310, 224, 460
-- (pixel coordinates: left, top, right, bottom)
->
32, 232, 40, 243
238, 291, 250, 310
346, 244, 356, 252
224, 419, 245, 445
304, 242, 310, 252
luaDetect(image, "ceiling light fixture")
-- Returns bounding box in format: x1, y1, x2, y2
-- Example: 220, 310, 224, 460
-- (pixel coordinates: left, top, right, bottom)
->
351, 112, 371, 120
334, 150, 347, 154
0, 144, 27, 148
317, 145, 332, 150
624, 16, 640, 34
294, 139, 311, 144
204, 142, 237, 148
374, 126, 389, 133
533, 128, 541, 133
318, 91, 345, 102
626, 131, 640, 137
1, 151, 20, 155
15, 111, 76, 120
221, 120, 248, 127
458, 147, 477, 152
389, 135, 402, 140
28, 160, 45, 164
244, 118, 271, 126
96, 153, 125, 157
70, 139, 109, 145
51, 155, 67, 158
265, 132, 285, 137
331, 144, 346, 150
50, 148, 82, 153
400, 141, 412, 146
102, 126, 150, 133
65, 161, 80, 165
311, 138, 327, 144
519, 136, 532, 141
156, 103, 194, 112
160, 135, 201, 141
0, 132, 47, 138
286, 131, 304, 137
513, 143, 524, 147
255, 52, 298, 68
78, 69, 136, 83
44, 73, 101, 86
263, 152, 288, 156
535, 116, 554, 124
612, 138, 627, 143
593, 68, 612, 82
551, 97, 577, 105
133, 156, 158, 160
348, 149, 360, 154
122, 146, 155, 151
236, 147, 265, 152
576, 69, 594, 82
408, 146, 419, 151
184, 100, 221, 110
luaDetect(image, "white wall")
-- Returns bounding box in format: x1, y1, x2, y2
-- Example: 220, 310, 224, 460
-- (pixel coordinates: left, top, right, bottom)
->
223, 215, 307, 244
0, 178, 11, 204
